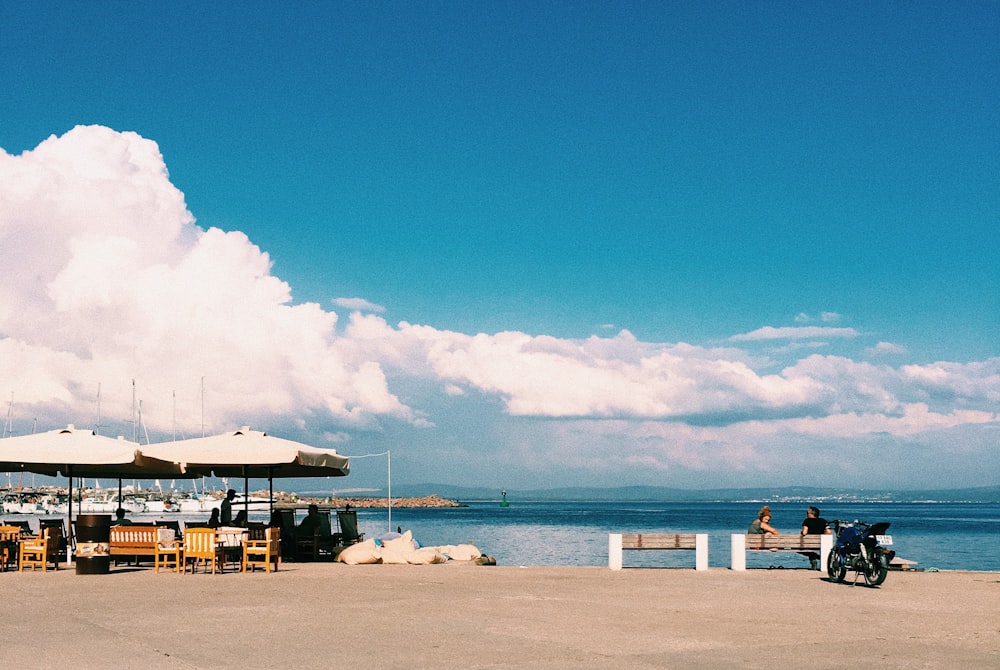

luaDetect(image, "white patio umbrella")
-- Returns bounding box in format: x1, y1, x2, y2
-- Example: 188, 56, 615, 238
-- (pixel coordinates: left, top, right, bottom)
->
0, 425, 189, 565
0, 425, 185, 479
143, 427, 350, 517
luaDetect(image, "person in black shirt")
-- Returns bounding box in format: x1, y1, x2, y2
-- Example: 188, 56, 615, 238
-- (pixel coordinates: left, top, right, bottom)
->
801, 506, 831, 569
220, 489, 236, 525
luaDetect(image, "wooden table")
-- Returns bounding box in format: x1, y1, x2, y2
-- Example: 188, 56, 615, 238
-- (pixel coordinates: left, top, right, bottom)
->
215, 527, 247, 571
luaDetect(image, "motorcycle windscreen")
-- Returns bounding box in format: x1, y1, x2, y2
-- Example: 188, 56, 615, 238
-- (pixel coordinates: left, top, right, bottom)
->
867, 522, 891, 536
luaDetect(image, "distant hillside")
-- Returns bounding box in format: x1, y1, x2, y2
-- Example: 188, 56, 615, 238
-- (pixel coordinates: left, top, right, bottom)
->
390, 483, 1000, 503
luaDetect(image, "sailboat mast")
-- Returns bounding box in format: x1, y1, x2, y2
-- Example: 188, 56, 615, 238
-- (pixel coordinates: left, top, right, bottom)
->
3, 392, 12, 438
131, 379, 137, 442
95, 382, 102, 435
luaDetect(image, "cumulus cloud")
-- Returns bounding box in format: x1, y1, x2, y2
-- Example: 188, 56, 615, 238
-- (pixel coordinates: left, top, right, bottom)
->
333, 297, 385, 313
0, 126, 413, 437
866, 341, 908, 356
1, 126, 997, 488
794, 312, 841, 324
730, 326, 859, 341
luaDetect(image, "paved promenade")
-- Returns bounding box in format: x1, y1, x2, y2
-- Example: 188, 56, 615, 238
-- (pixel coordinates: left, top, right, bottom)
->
3, 563, 997, 668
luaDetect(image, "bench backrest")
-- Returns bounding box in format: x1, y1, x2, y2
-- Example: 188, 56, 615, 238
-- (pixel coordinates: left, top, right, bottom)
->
745, 534, 822, 551
621, 533, 699, 550
110, 526, 158, 544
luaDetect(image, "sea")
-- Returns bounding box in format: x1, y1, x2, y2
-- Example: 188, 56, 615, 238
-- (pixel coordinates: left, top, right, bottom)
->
23, 500, 1000, 571
353, 500, 1000, 571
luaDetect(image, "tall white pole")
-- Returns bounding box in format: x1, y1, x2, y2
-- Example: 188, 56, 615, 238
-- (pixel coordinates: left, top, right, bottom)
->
387, 449, 392, 532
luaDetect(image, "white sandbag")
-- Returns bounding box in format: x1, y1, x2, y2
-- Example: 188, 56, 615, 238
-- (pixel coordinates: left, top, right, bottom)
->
437, 544, 482, 561
379, 545, 414, 564
336, 538, 381, 565
381, 530, 416, 554
408, 547, 448, 564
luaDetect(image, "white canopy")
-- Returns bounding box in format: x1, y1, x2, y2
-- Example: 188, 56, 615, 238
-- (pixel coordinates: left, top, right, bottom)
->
0, 425, 187, 478
142, 427, 350, 479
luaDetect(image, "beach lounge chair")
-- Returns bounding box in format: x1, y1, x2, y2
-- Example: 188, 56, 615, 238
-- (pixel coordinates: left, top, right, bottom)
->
4, 519, 32, 534
296, 510, 337, 561
336, 510, 364, 546
242, 526, 280, 573
278, 509, 296, 559
183, 528, 225, 574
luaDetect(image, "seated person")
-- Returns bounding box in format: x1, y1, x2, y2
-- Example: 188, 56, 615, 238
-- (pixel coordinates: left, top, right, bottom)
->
800, 506, 831, 570
297, 504, 322, 537
111, 508, 132, 526
206, 508, 221, 528
747, 506, 779, 535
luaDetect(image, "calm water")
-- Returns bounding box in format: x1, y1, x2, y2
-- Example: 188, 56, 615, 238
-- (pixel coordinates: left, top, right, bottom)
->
26, 500, 999, 571
356, 500, 1000, 571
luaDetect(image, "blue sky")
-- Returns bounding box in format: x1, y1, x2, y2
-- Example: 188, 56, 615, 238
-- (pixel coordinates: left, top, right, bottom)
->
1, 3, 998, 493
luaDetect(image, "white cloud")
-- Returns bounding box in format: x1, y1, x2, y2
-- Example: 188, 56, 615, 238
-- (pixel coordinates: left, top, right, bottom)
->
793, 312, 841, 324
333, 297, 385, 313
0, 126, 413, 436
2, 126, 997, 489
730, 326, 859, 341
866, 341, 908, 356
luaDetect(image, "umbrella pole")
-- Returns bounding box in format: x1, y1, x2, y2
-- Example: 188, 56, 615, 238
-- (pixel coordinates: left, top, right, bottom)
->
67, 465, 74, 568
268, 467, 274, 519
243, 466, 249, 522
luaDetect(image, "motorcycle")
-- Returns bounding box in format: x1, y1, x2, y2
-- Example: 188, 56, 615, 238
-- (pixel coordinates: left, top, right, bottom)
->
827, 519, 896, 587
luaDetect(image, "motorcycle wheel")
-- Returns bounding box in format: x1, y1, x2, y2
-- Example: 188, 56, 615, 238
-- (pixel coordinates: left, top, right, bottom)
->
827, 550, 846, 582
863, 550, 889, 587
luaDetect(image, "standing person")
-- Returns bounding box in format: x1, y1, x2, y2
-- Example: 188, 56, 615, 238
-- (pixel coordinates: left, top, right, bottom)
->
748, 505, 779, 534
801, 506, 831, 570
220, 489, 236, 526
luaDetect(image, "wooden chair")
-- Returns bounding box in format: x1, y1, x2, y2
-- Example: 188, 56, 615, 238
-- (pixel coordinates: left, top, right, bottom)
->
154, 519, 182, 540
0, 525, 22, 571
242, 526, 280, 573
18, 528, 50, 571
38, 520, 67, 565
154, 527, 183, 573
183, 528, 224, 574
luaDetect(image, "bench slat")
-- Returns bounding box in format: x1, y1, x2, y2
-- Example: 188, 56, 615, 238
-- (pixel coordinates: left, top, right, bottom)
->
621, 533, 698, 550
744, 534, 822, 551
109, 526, 159, 556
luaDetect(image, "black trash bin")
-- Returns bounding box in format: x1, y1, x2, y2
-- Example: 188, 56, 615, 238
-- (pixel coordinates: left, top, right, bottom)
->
75, 514, 111, 574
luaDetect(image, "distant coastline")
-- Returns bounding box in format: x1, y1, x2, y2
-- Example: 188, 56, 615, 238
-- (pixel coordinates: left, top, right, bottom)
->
276, 494, 464, 509
386, 483, 1000, 504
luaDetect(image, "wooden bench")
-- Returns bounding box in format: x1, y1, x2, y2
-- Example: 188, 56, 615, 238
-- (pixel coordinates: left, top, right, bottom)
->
730, 533, 832, 571
109, 525, 159, 565
609, 533, 708, 571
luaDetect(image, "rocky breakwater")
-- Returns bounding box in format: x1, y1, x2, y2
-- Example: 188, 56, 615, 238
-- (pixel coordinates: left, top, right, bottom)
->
275, 494, 464, 509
